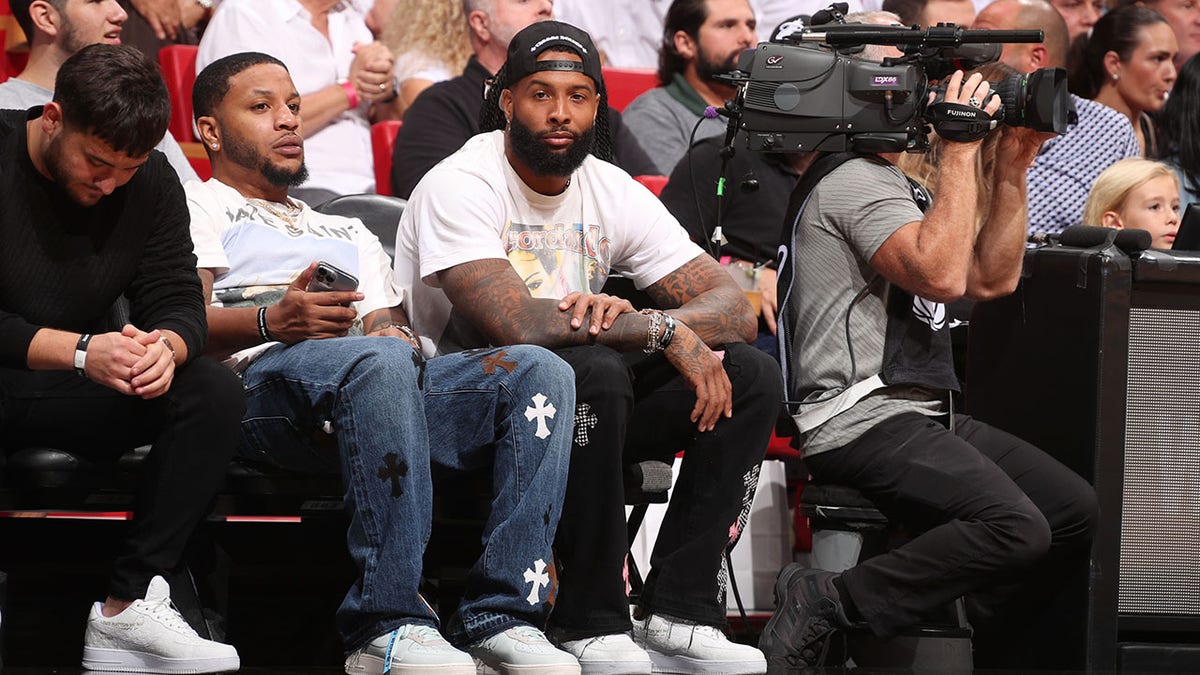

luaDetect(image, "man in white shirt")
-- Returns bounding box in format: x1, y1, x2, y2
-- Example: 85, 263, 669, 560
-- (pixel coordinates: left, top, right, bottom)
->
397, 21, 781, 675
197, 0, 402, 201
188, 51, 580, 675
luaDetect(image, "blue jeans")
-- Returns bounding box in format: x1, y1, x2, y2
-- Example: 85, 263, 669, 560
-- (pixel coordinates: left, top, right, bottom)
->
237, 337, 575, 650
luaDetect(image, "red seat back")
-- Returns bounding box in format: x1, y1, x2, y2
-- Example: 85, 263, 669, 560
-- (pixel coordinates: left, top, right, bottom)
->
159, 45, 198, 143
602, 67, 659, 112
633, 174, 669, 197
372, 119, 402, 196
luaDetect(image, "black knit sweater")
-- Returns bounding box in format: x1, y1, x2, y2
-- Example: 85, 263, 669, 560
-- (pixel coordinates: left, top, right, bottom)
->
0, 108, 206, 368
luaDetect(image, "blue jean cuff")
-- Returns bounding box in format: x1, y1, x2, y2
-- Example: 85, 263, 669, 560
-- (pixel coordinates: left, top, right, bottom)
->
450, 613, 531, 646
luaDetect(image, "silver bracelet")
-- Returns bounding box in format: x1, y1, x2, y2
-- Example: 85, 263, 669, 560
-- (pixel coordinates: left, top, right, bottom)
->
641, 309, 664, 354
385, 323, 418, 343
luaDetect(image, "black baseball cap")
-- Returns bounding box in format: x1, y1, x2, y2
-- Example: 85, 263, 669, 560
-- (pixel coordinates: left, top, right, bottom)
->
502, 21, 604, 90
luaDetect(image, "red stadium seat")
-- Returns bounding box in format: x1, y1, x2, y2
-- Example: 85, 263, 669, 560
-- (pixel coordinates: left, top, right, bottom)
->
602, 67, 658, 112
158, 45, 198, 143
371, 119, 402, 196
633, 174, 669, 197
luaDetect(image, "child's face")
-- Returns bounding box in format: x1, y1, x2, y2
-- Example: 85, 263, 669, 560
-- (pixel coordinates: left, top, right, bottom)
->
1114, 174, 1182, 249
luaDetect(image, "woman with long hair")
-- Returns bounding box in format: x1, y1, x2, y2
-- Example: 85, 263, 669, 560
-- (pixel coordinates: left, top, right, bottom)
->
380, 0, 471, 118
1068, 5, 1178, 156
1159, 52, 1200, 208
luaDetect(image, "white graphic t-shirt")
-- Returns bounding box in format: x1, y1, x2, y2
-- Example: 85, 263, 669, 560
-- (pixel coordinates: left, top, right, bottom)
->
188, 178, 403, 371
395, 130, 703, 355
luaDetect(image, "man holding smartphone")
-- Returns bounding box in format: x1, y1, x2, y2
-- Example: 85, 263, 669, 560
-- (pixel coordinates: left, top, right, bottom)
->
187, 52, 581, 675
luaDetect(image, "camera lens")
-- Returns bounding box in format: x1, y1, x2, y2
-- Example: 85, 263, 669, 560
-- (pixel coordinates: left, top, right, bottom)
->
991, 68, 1074, 134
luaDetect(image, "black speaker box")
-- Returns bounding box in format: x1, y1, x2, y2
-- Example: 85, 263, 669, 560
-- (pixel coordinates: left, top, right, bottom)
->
968, 245, 1200, 671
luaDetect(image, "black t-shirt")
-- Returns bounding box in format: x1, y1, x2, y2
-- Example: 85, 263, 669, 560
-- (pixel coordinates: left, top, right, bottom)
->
391, 57, 657, 199
0, 108, 206, 368
659, 132, 801, 267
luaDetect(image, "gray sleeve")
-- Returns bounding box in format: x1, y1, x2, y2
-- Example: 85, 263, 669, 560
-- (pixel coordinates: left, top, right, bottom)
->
156, 133, 200, 184
816, 159, 925, 261
623, 92, 693, 175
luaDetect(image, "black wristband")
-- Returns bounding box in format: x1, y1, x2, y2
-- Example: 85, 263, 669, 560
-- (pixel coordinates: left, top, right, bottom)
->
74, 333, 92, 377
257, 306, 273, 342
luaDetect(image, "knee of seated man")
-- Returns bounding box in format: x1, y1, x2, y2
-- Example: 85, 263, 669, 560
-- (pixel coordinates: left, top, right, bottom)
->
563, 344, 633, 395
492, 344, 574, 391
176, 357, 246, 429
988, 499, 1053, 571
722, 342, 785, 404
338, 336, 423, 382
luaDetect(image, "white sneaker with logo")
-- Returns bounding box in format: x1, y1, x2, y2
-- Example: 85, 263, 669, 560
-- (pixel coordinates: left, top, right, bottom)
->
469, 625, 581, 674
343, 624, 475, 674
559, 632, 652, 674
81, 575, 240, 673
633, 614, 766, 674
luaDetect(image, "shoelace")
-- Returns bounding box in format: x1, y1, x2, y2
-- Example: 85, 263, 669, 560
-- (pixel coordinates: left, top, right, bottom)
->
507, 625, 549, 644
405, 625, 447, 644
135, 596, 199, 637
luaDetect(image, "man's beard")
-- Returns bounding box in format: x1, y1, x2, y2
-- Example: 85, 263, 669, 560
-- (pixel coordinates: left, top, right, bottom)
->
224, 134, 309, 188
695, 42, 740, 86
44, 132, 97, 205
508, 114, 595, 178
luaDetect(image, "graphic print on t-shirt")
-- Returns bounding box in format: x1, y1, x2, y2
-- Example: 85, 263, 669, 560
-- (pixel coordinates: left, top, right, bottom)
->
501, 220, 613, 298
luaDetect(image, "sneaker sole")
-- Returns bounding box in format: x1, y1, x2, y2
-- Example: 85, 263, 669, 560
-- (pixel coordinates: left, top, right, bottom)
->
577, 658, 652, 675
344, 651, 475, 675
472, 657, 582, 675
646, 650, 765, 675
82, 646, 240, 674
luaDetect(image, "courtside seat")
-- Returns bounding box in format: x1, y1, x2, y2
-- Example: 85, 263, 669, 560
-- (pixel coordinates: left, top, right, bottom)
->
158, 45, 198, 143
633, 174, 669, 197
371, 120, 402, 196
799, 483, 973, 670
603, 67, 658, 112
315, 193, 404, 261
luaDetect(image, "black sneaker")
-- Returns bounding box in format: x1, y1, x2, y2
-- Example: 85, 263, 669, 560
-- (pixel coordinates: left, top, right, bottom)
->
759, 564, 850, 673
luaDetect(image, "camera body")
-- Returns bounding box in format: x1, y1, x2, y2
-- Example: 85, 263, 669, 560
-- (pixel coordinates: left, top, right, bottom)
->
725, 23, 1074, 154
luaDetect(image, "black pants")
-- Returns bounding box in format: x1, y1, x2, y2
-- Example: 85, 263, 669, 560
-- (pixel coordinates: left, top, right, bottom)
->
548, 343, 782, 637
0, 358, 244, 601
805, 412, 1097, 661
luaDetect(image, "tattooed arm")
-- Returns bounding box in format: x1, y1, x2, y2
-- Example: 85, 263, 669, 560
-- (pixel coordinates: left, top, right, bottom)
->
645, 254, 758, 346
438, 257, 736, 430
362, 306, 421, 350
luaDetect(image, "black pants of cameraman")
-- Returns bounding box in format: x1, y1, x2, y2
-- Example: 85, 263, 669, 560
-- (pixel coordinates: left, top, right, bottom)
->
547, 343, 782, 638
0, 358, 243, 601
805, 411, 1098, 667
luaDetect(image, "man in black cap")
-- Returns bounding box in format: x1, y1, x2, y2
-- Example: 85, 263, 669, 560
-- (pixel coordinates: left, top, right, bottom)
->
396, 20, 780, 675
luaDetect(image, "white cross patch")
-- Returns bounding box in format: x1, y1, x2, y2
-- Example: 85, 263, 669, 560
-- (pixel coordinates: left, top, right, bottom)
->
523, 559, 550, 605
524, 393, 557, 439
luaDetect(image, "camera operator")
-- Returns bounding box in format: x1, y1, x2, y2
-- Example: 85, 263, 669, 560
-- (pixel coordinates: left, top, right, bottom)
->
759, 67, 1099, 669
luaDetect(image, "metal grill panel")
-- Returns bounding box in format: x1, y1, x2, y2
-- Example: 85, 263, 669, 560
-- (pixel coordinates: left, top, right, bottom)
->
1120, 307, 1200, 615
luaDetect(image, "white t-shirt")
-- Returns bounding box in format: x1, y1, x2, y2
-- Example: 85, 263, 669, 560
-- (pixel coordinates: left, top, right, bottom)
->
188, 178, 403, 372
197, 0, 376, 195
394, 130, 704, 356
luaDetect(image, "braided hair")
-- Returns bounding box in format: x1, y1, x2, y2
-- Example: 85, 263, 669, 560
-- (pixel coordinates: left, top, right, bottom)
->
479, 57, 615, 163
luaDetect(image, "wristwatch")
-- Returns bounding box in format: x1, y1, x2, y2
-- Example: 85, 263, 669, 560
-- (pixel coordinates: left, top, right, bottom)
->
74, 333, 92, 377
160, 335, 177, 362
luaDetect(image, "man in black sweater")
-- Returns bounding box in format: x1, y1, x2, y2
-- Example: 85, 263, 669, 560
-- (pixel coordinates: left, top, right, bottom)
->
390, 1, 656, 199
0, 44, 243, 673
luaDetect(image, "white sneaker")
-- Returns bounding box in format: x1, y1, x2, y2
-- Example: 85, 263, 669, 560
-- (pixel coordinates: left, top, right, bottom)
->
559, 633, 652, 674
81, 575, 240, 673
633, 614, 765, 674
344, 624, 475, 674
469, 625, 581, 674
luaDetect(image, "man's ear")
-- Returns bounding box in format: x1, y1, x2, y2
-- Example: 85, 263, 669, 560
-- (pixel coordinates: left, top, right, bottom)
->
500, 88, 514, 125
1102, 211, 1125, 229
196, 116, 220, 152
1028, 44, 1048, 70
40, 101, 63, 136
673, 30, 697, 61
468, 10, 491, 44
28, 0, 62, 38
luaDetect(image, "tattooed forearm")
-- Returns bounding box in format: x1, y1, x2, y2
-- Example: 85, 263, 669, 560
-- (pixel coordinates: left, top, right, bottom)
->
362, 306, 413, 335
645, 255, 757, 346
438, 259, 655, 350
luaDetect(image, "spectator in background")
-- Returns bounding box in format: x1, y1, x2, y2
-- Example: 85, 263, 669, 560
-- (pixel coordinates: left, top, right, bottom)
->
4, 0, 199, 184
0, 44, 242, 673
623, 0, 758, 175
389, 0, 655, 199
973, 0, 1142, 235
1049, 0, 1103, 43
882, 0, 975, 27
377, 0, 471, 118
1084, 157, 1181, 248
1115, 0, 1200, 71
198, 0, 403, 202
1069, 5, 1178, 157
116, 0, 213, 58
1160, 52, 1200, 207
189, 51, 579, 674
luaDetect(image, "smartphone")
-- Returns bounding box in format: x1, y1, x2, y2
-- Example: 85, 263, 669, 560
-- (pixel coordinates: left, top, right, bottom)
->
306, 261, 360, 293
